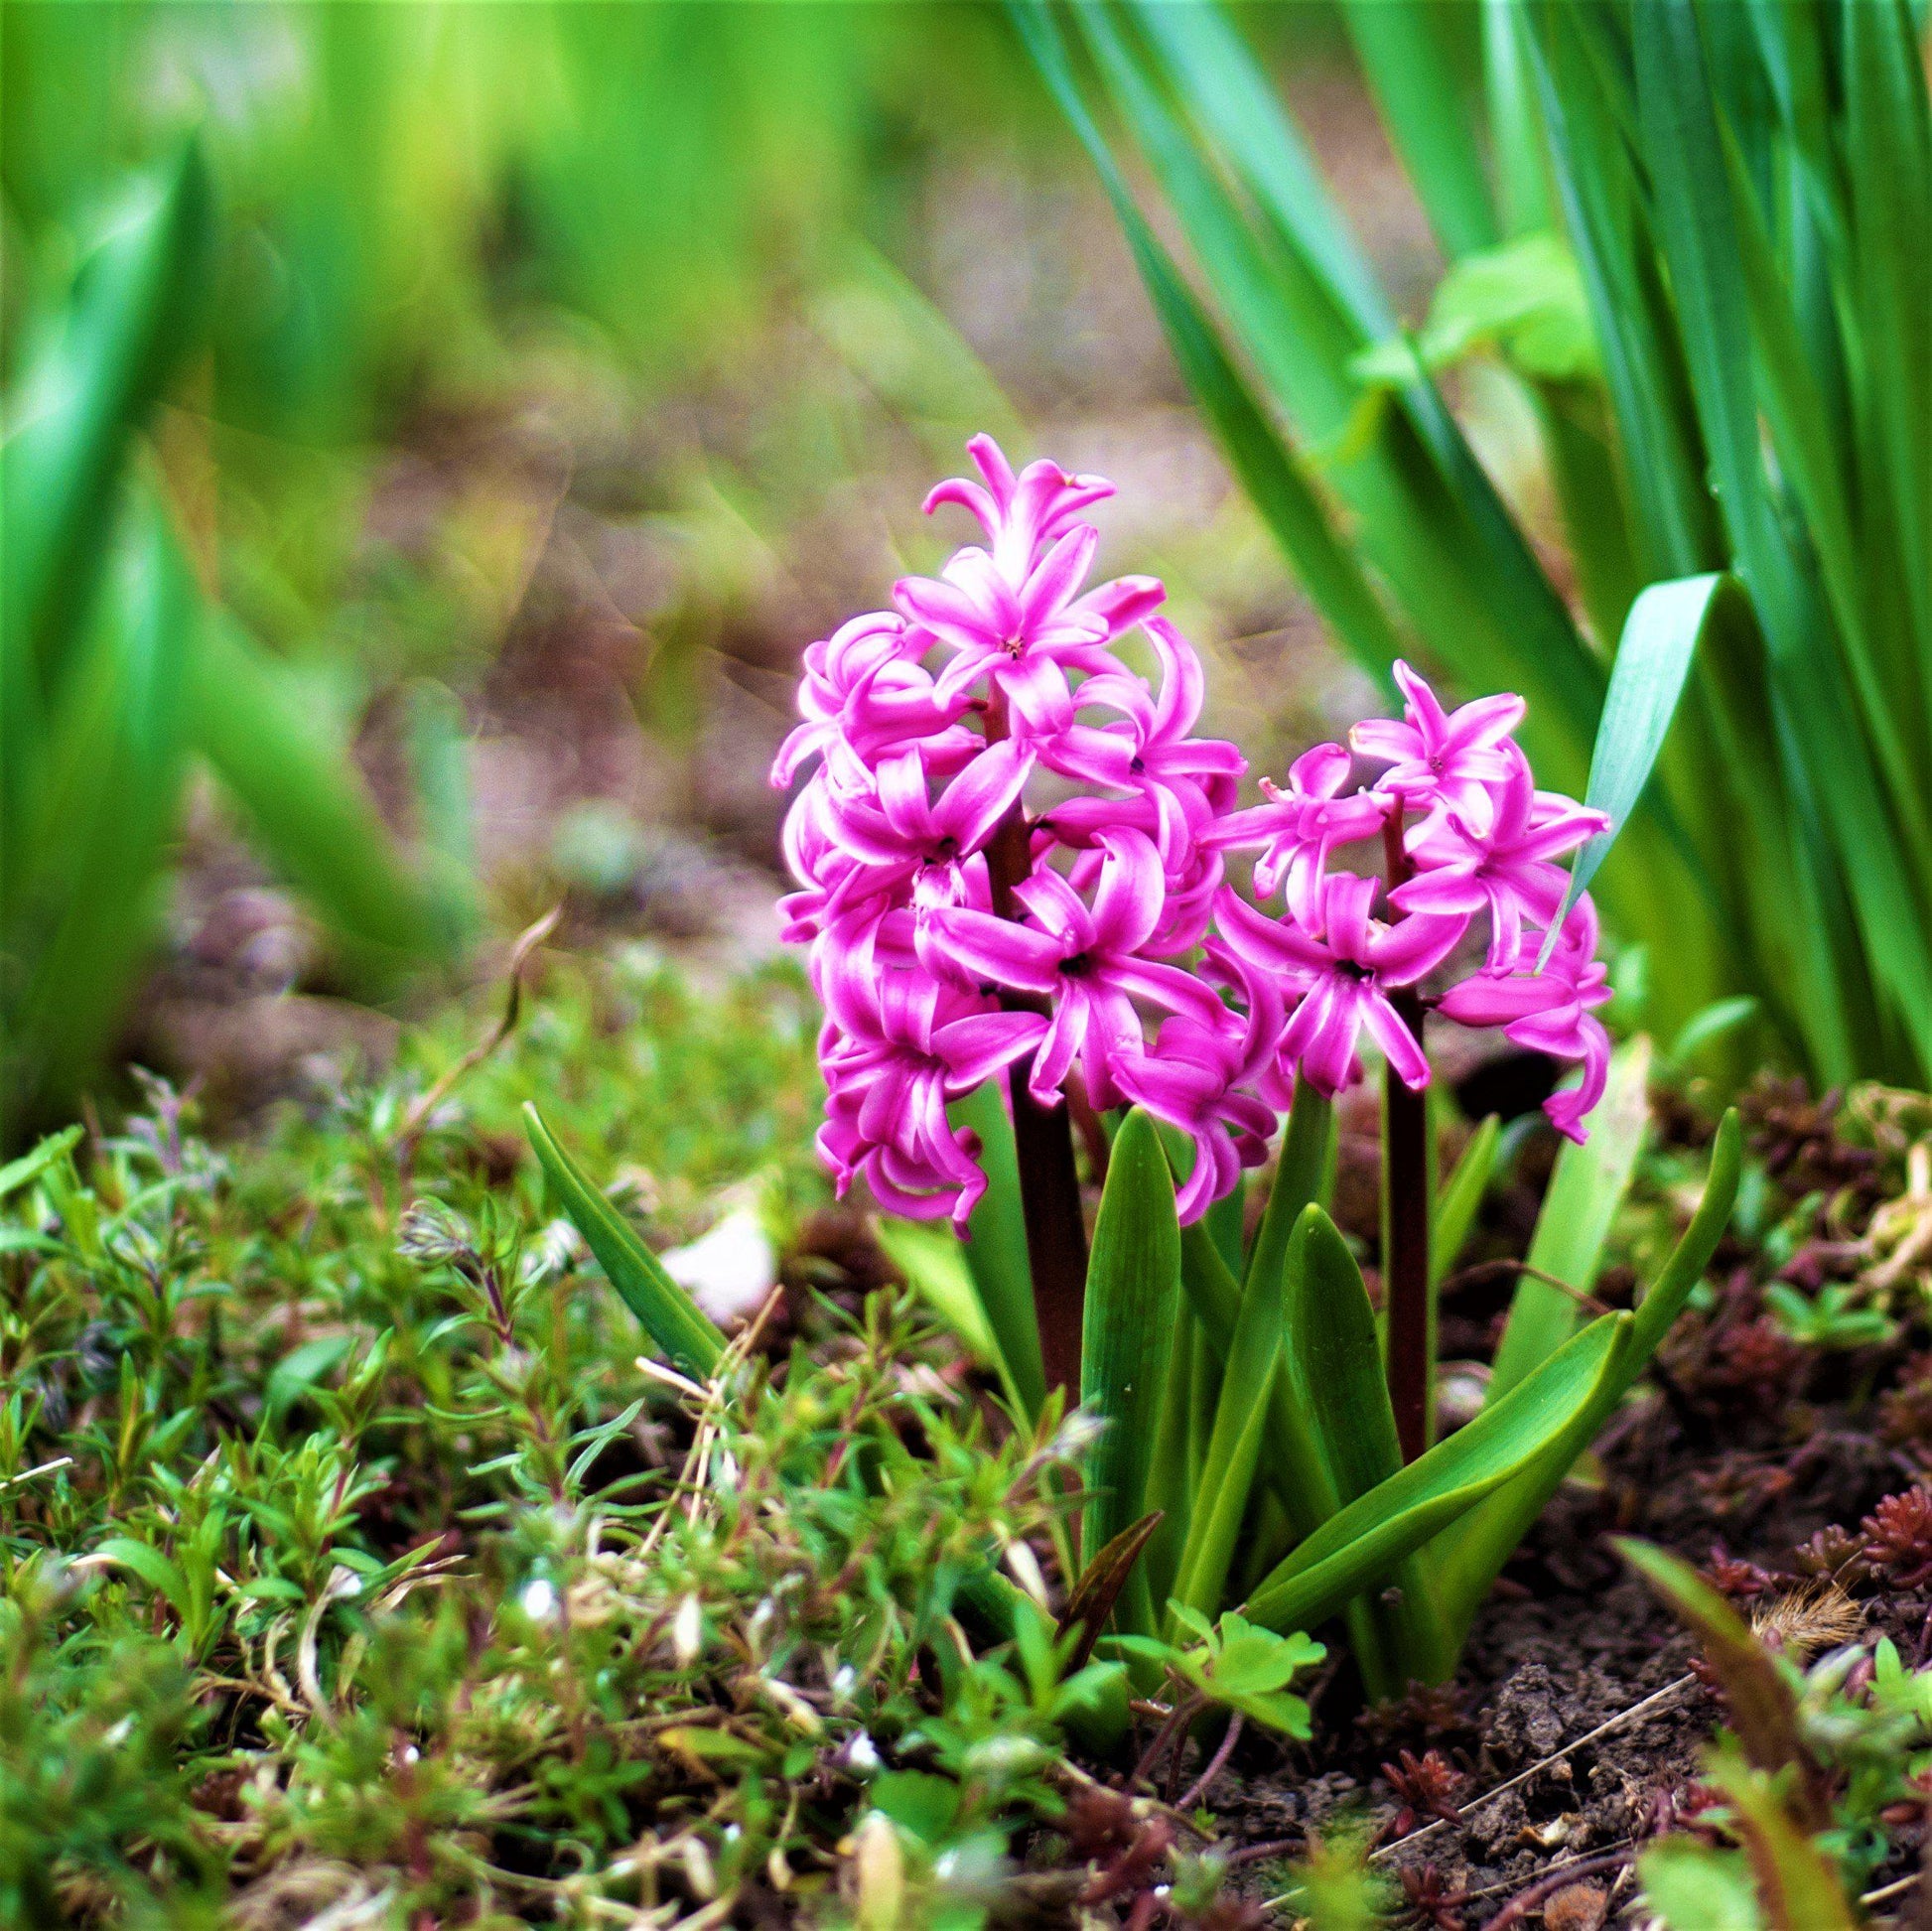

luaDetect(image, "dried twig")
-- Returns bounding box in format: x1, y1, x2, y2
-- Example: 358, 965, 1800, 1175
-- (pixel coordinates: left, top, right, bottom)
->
394, 904, 561, 1173
1370, 1675, 1698, 1863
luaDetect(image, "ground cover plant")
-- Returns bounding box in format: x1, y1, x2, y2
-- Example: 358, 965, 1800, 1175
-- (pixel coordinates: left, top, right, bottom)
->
11, 947, 1932, 1926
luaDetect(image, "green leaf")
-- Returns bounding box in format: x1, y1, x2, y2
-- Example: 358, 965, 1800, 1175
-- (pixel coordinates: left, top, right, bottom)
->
1688, 1741, 1857, 1930
1247, 1312, 1632, 1638
1081, 1109, 1181, 1622
522, 1104, 724, 1383
1288, 1203, 1451, 1691
1435, 1111, 1742, 1641
0, 1126, 82, 1203
189, 612, 460, 978
1351, 233, 1598, 387
872, 1218, 1004, 1388
0, 140, 211, 711
1488, 1034, 1651, 1403
1286, 1208, 1401, 1510
1244, 1085, 1332, 1294
1637, 1838, 1765, 1931
1337, 1, 1497, 260
1432, 1115, 1499, 1291
948, 1080, 1045, 1419
1167, 1193, 1291, 1629
1665, 997, 1759, 1072
90, 1537, 192, 1621
1549, 575, 1724, 946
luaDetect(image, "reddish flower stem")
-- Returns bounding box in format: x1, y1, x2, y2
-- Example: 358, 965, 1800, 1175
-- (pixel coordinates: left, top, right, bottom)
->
983, 696, 1088, 1402
1382, 809, 1433, 1463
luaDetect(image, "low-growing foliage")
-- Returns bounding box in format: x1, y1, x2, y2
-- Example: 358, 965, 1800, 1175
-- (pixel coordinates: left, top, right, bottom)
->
7, 963, 1278, 1923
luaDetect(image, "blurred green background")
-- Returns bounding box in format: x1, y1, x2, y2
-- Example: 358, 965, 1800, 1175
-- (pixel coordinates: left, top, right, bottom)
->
0, 1, 1416, 1140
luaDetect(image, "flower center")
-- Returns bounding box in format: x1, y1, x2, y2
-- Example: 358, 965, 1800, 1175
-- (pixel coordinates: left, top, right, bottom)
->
1058, 951, 1093, 978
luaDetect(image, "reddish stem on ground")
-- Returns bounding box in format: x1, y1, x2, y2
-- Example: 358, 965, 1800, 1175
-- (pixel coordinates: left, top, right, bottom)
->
1382, 808, 1433, 1464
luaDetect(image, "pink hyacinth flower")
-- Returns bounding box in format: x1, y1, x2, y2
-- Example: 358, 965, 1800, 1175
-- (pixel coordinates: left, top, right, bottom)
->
1214, 873, 1466, 1096
1436, 897, 1611, 1143
925, 828, 1231, 1108
1393, 743, 1609, 967
1120, 944, 1283, 1223
921, 433, 1117, 584
1350, 660, 1526, 837
817, 967, 1046, 1227
1207, 742, 1389, 927
825, 738, 1033, 914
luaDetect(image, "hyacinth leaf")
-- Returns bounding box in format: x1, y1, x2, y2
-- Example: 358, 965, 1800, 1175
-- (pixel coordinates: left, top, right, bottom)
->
1166, 1202, 1291, 1630
1247, 1312, 1632, 1640
1544, 573, 1723, 954
1008, 0, 1410, 684
0, 140, 210, 723
948, 1079, 1046, 1417
1179, 1221, 1334, 1542
871, 1218, 1006, 1392
1433, 1111, 1741, 1644
1286, 1204, 1451, 1689
1432, 1113, 1499, 1291
189, 612, 460, 981
1285, 1208, 1401, 1511
1487, 1034, 1651, 1405
7, 491, 198, 1121
1337, 0, 1497, 262
522, 1105, 725, 1383
1080, 1109, 1181, 1622
1243, 1084, 1333, 1295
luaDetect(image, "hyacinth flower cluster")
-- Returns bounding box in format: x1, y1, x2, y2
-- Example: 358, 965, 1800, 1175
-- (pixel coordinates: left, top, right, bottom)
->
772, 436, 1613, 1250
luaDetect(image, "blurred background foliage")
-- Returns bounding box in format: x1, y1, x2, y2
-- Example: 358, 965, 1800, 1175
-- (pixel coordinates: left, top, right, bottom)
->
7, 1, 1376, 1147
26, 1, 1909, 1143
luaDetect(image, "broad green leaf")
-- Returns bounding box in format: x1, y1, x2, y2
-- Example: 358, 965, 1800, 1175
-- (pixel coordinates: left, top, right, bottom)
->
0, 140, 210, 713
6, 490, 198, 1123
1167, 1198, 1289, 1628
1351, 233, 1598, 387
1431, 1115, 1499, 1291
0, 1126, 82, 1202
872, 1218, 1003, 1386
1081, 1109, 1181, 1620
1665, 997, 1759, 1073
190, 612, 458, 976
1337, 0, 1497, 260
1247, 1312, 1631, 1638
1637, 1839, 1765, 1931
1435, 1111, 1741, 1641
948, 1079, 1045, 1418
1550, 575, 1724, 943
1288, 1204, 1451, 1691
1243, 1085, 1332, 1294
1285, 1208, 1401, 1509
1488, 1035, 1651, 1403
523, 1103, 725, 1383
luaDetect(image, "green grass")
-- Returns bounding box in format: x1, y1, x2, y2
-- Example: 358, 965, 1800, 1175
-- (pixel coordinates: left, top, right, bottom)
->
0, 947, 1280, 1926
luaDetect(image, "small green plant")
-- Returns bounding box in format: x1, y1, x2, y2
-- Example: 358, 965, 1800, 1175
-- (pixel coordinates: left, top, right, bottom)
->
1627, 1542, 1932, 1929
